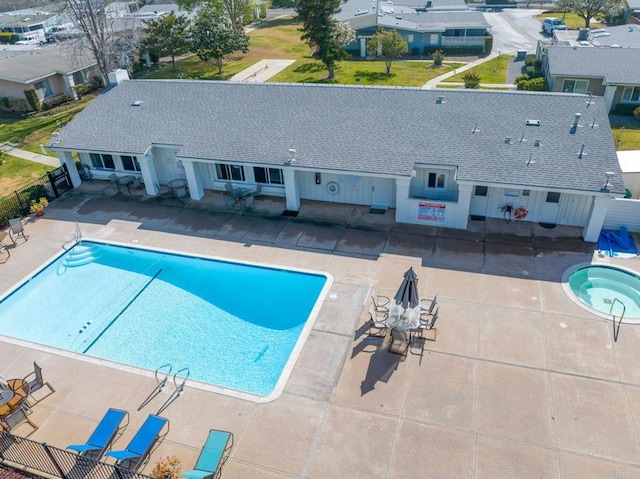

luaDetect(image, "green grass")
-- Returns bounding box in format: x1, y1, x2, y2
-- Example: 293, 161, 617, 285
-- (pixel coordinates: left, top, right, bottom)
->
612, 124, 640, 151
536, 12, 603, 30
445, 54, 513, 84
269, 60, 463, 86
0, 154, 51, 196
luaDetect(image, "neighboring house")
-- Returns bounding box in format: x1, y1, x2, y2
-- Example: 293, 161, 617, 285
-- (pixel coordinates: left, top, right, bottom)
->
540, 45, 640, 113
0, 10, 57, 43
50, 78, 622, 242
0, 44, 98, 104
552, 24, 640, 48
336, 0, 491, 57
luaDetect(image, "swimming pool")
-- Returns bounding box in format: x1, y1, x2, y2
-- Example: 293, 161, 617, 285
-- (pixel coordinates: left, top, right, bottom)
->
563, 264, 640, 322
0, 240, 330, 401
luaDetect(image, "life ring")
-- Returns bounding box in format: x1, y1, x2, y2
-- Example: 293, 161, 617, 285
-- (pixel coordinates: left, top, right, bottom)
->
326, 181, 339, 194
514, 207, 528, 220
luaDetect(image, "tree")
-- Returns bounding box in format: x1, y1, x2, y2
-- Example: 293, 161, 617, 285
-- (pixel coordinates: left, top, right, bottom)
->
432, 50, 445, 67
176, 0, 258, 31
366, 28, 408, 74
144, 13, 191, 72
272, 0, 296, 7
50, 0, 142, 86
191, 5, 250, 74
295, 0, 350, 80
556, 0, 626, 27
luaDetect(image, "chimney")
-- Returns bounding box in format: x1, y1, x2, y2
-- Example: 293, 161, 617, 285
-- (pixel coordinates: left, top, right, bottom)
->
108, 69, 130, 86
577, 28, 590, 41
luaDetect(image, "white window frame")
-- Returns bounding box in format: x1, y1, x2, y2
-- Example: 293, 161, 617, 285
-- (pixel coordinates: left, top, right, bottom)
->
34, 79, 53, 99
562, 79, 588, 94
622, 86, 640, 103
428, 172, 445, 189
216, 163, 245, 182
253, 166, 284, 185
121, 155, 141, 172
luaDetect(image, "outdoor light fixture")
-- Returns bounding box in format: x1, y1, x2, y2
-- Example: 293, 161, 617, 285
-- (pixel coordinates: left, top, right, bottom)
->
603, 171, 615, 190
287, 148, 297, 163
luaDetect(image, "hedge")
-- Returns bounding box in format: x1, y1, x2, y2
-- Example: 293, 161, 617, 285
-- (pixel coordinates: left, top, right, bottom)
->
614, 104, 639, 116
0, 32, 18, 44
42, 93, 69, 111
23, 89, 40, 112
423, 45, 484, 56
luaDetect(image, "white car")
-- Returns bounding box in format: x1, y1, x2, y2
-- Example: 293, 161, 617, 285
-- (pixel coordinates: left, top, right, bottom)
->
542, 18, 568, 34
15, 38, 41, 45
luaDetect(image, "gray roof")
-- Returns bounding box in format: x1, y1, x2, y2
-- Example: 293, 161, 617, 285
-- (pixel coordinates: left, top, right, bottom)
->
553, 24, 640, 49
546, 45, 640, 85
0, 44, 96, 83
378, 11, 490, 31
52, 81, 622, 194
0, 12, 53, 28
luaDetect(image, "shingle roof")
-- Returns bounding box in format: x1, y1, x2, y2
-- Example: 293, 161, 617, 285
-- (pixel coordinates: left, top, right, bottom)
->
546, 46, 640, 85
0, 45, 96, 83
53, 80, 622, 194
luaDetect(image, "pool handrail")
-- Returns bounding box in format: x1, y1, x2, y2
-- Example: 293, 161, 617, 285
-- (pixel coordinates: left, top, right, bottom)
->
156, 367, 189, 415
611, 297, 626, 342
138, 364, 172, 411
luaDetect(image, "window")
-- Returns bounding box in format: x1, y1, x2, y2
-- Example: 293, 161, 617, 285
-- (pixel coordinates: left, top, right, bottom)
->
504, 188, 520, 197
429, 33, 438, 44
546, 192, 561, 203
89, 153, 115, 169
216, 163, 245, 182
622, 86, 640, 103
474, 186, 488, 196
121, 155, 140, 172
253, 167, 283, 185
562, 79, 588, 94
406, 34, 414, 43
34, 80, 53, 99
522, 189, 530, 196
428, 172, 445, 188
72, 71, 85, 85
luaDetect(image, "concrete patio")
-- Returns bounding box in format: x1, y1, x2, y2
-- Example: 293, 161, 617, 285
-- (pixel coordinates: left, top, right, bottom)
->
2, 184, 640, 478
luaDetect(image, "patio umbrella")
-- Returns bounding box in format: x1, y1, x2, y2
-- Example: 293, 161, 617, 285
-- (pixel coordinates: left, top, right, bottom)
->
393, 267, 419, 310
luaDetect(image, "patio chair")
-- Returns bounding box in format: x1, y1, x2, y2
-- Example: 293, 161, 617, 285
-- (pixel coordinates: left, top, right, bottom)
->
249, 183, 262, 197
417, 308, 438, 341
0, 405, 37, 437
106, 414, 168, 469
389, 329, 410, 359
23, 361, 55, 406
420, 294, 438, 316
368, 305, 388, 339
182, 429, 234, 479
67, 408, 128, 458
371, 288, 390, 313
8, 218, 28, 245
0, 233, 9, 263
130, 177, 142, 190
108, 173, 118, 192
224, 183, 235, 195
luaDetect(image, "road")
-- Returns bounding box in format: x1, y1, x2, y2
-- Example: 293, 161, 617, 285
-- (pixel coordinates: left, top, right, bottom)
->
484, 9, 549, 54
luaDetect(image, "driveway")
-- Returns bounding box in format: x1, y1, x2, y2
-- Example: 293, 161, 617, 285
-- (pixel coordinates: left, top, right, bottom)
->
485, 9, 548, 54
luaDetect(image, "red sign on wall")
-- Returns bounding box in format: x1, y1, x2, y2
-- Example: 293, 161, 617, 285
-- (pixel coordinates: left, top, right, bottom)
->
418, 202, 446, 221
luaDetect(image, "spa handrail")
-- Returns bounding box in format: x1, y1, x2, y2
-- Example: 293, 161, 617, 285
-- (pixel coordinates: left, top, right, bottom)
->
610, 298, 626, 342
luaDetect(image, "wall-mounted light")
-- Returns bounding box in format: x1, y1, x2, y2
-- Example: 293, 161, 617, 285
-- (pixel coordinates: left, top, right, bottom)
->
603, 171, 615, 190
315, 172, 321, 184
287, 148, 297, 163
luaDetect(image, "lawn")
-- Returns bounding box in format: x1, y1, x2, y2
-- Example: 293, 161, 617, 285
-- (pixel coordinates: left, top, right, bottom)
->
444, 54, 513, 84
270, 60, 464, 86
0, 154, 50, 196
612, 123, 640, 151
536, 12, 603, 30
137, 17, 311, 81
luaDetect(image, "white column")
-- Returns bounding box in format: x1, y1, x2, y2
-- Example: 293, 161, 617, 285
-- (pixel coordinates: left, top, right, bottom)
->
394, 177, 411, 223
454, 183, 473, 229
182, 160, 204, 200
63, 74, 77, 100
360, 38, 367, 58
283, 168, 300, 210
58, 151, 80, 187
140, 151, 159, 195
583, 195, 611, 242
604, 85, 617, 113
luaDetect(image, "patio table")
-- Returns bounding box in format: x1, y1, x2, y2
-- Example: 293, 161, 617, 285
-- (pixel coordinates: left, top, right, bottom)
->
168, 178, 188, 197
116, 175, 135, 194
385, 303, 421, 332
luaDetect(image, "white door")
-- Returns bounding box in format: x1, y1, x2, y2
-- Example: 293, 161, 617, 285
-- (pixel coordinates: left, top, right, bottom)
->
371, 177, 393, 208
539, 191, 561, 224
469, 185, 489, 217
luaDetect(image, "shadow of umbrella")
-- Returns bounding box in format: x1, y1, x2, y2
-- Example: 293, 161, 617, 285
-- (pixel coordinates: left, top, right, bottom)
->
360, 344, 402, 395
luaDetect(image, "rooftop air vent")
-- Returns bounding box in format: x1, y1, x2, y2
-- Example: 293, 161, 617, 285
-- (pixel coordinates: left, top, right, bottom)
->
131, 100, 143, 106
526, 119, 540, 126
505, 137, 512, 145
435, 95, 445, 104
533, 139, 542, 147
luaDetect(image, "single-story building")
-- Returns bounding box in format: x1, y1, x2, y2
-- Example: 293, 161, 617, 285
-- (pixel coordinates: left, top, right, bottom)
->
49, 78, 623, 242
552, 24, 640, 49
539, 45, 640, 113
336, 0, 491, 56
0, 44, 98, 104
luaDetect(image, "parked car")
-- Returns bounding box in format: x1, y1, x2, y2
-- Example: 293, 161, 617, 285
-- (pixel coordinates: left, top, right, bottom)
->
15, 38, 42, 45
542, 17, 568, 34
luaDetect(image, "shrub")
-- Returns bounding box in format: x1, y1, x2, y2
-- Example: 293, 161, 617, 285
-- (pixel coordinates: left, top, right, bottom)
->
0, 32, 18, 44
72, 81, 100, 98
432, 49, 444, 66
484, 35, 493, 53
23, 89, 40, 112
411, 46, 420, 56
462, 71, 481, 89
515, 74, 528, 84
634, 106, 640, 122
151, 456, 182, 479
525, 54, 537, 66
517, 77, 548, 91
42, 93, 69, 111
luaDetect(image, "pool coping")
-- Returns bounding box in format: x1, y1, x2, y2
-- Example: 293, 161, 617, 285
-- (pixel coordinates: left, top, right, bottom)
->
561, 261, 640, 324
0, 237, 334, 404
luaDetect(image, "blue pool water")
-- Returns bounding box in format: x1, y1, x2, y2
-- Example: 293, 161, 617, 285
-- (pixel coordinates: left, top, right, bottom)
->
568, 265, 640, 319
0, 241, 328, 397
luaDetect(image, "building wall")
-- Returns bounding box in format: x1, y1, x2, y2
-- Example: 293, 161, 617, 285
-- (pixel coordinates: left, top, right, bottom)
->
603, 198, 640, 232
0, 79, 29, 101
548, 75, 606, 96
297, 171, 396, 207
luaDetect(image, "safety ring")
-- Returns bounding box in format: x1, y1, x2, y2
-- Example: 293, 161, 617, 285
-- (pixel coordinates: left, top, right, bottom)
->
326, 181, 339, 194
513, 207, 528, 220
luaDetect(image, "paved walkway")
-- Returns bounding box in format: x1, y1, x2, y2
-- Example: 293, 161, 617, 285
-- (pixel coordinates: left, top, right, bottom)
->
229, 59, 296, 83
423, 52, 500, 89
1, 144, 60, 168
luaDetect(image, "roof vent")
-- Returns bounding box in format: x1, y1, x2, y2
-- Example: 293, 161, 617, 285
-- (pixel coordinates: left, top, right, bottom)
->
533, 139, 542, 147
505, 137, 512, 145
573, 113, 581, 127
131, 100, 143, 107
435, 95, 445, 104
526, 119, 540, 126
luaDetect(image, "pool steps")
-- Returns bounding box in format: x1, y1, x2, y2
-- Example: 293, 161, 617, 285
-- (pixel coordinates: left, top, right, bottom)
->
63, 244, 102, 267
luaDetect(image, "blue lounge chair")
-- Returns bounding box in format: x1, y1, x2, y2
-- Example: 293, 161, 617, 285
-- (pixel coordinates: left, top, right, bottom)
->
106, 414, 168, 469
67, 408, 128, 458
182, 429, 234, 479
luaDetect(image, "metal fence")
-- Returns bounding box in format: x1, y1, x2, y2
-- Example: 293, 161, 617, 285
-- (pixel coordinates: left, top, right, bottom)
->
0, 164, 72, 228
0, 431, 152, 479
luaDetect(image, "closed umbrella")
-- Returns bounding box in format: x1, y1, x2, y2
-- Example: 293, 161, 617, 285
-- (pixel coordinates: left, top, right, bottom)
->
394, 267, 419, 310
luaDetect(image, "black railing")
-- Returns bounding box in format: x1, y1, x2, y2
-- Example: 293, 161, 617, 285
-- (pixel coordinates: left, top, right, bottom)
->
0, 164, 71, 228
0, 431, 152, 479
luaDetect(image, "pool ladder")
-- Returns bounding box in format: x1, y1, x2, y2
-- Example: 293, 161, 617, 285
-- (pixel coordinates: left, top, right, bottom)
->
610, 298, 626, 342
62, 221, 83, 250
138, 364, 190, 414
